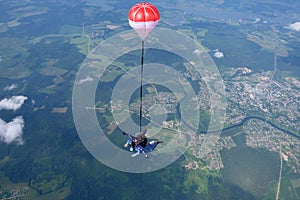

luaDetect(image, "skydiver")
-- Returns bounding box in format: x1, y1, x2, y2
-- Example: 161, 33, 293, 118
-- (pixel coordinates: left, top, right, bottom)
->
130, 139, 162, 158
123, 130, 162, 158
123, 130, 148, 157
123, 129, 148, 149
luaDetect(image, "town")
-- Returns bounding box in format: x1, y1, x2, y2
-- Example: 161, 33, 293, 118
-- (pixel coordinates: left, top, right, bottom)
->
124, 67, 300, 172
185, 68, 300, 172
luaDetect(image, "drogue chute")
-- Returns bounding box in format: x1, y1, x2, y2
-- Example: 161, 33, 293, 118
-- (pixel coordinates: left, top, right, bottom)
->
128, 2, 160, 41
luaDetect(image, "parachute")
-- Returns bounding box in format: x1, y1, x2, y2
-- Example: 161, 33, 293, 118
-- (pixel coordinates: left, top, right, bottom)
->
128, 2, 160, 41
124, 3, 161, 157
127, 2, 160, 136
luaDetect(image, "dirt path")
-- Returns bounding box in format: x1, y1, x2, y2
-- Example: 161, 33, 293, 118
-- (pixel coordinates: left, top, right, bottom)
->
276, 143, 283, 200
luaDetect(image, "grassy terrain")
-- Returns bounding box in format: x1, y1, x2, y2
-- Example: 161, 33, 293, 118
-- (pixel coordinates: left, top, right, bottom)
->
0, 38, 31, 79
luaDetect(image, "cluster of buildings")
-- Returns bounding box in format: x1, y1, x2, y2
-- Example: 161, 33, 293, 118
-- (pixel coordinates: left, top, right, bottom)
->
184, 68, 300, 172
130, 92, 178, 116
0, 187, 28, 200
245, 119, 300, 173
224, 68, 299, 133
187, 134, 236, 170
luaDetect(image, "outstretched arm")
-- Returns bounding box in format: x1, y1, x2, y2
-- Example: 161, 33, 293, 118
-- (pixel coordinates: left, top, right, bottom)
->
123, 132, 135, 140
124, 139, 132, 148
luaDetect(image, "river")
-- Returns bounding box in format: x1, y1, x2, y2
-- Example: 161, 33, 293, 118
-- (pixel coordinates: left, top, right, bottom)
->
220, 116, 300, 140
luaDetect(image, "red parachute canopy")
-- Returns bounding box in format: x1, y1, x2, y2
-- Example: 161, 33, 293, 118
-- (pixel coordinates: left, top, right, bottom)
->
128, 2, 160, 40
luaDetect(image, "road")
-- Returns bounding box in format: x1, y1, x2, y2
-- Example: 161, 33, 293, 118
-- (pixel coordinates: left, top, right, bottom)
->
276, 143, 283, 200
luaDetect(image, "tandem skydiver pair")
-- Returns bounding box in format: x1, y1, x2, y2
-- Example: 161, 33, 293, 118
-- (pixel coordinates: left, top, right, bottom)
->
123, 129, 162, 158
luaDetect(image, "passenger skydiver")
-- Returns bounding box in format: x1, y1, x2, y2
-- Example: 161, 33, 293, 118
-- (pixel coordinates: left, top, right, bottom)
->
123, 129, 162, 158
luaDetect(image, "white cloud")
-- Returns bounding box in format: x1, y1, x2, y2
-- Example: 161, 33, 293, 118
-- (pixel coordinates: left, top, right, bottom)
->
0, 96, 28, 111
253, 17, 261, 24
77, 77, 93, 84
4, 84, 18, 91
193, 49, 203, 55
214, 51, 224, 58
213, 49, 224, 58
0, 116, 24, 145
287, 22, 300, 31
